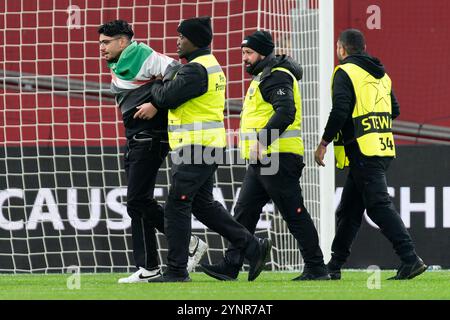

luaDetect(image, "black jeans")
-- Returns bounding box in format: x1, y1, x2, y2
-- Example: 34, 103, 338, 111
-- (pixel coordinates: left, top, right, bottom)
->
164, 146, 259, 277
124, 133, 169, 270
331, 156, 417, 267
224, 153, 325, 268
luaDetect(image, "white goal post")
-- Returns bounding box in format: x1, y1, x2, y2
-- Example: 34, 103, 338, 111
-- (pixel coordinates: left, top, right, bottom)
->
0, 0, 334, 273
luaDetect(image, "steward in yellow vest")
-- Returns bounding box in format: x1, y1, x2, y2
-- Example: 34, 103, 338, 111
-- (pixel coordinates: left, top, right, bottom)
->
201, 30, 329, 282
315, 36, 400, 168
314, 29, 425, 281
330, 62, 396, 168
239, 61, 304, 159
166, 53, 226, 150
141, 16, 271, 282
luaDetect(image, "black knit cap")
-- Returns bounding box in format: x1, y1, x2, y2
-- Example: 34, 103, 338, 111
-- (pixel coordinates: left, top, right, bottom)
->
241, 30, 275, 56
177, 16, 213, 48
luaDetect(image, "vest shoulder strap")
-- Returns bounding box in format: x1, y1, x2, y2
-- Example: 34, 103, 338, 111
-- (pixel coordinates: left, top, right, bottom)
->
271, 67, 296, 82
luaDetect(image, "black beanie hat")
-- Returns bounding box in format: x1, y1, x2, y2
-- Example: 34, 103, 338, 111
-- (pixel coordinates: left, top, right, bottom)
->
241, 30, 275, 56
177, 16, 213, 48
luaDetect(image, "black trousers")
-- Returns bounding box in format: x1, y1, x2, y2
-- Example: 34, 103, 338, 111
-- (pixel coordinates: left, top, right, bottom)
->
331, 156, 417, 267
224, 153, 325, 269
164, 147, 258, 277
124, 133, 169, 270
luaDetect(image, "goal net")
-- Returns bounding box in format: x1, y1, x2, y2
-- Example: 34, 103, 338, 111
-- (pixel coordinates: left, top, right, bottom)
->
0, 0, 334, 273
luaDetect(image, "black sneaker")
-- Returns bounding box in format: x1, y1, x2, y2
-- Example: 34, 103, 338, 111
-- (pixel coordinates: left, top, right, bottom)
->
247, 238, 272, 281
147, 272, 191, 283
326, 262, 342, 280
200, 260, 239, 281
387, 257, 427, 280
292, 265, 331, 281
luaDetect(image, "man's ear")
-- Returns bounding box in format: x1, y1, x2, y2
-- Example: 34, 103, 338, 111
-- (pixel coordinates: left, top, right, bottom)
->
340, 45, 347, 57
119, 37, 129, 49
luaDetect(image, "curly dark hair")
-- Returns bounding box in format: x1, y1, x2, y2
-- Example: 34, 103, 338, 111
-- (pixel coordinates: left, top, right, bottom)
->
98, 19, 134, 39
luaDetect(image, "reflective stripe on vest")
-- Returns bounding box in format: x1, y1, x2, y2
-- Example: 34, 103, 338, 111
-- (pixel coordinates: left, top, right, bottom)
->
168, 121, 224, 132
239, 67, 304, 159
332, 63, 396, 168
239, 129, 302, 141
168, 55, 227, 150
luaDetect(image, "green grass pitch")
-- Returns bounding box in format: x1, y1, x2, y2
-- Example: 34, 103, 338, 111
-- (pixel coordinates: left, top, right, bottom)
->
0, 271, 449, 300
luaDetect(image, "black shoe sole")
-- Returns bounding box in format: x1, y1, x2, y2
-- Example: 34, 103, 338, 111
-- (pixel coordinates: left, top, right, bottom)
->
292, 274, 331, 281
387, 264, 428, 280
407, 264, 428, 279
248, 238, 272, 282
329, 272, 341, 280
315, 274, 331, 280
148, 276, 191, 282
200, 266, 237, 281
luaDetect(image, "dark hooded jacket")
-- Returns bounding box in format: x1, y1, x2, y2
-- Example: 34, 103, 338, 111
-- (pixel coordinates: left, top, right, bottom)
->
322, 54, 400, 159
249, 54, 304, 147
150, 48, 210, 109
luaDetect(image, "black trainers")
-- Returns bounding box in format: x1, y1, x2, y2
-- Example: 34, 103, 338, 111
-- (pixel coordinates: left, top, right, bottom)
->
247, 238, 272, 281
387, 257, 427, 280
200, 260, 239, 281
292, 265, 331, 281
147, 272, 191, 283
326, 262, 342, 280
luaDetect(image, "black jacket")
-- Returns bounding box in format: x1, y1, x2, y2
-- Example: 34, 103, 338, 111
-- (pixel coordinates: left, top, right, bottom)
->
121, 81, 168, 139
150, 48, 210, 109
322, 54, 400, 157
249, 54, 303, 147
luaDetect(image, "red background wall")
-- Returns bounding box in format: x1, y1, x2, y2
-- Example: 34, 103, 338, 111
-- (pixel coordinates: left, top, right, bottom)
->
335, 0, 450, 127
1, 0, 449, 146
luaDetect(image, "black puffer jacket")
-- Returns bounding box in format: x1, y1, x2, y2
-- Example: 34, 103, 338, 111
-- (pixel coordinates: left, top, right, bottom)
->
150, 48, 210, 110
250, 54, 303, 147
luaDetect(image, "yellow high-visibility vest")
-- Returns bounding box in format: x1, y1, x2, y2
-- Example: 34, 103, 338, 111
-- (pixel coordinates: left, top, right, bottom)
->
332, 63, 396, 168
168, 54, 227, 150
239, 67, 304, 159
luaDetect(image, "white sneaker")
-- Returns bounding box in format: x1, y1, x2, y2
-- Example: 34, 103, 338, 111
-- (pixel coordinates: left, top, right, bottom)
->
187, 235, 208, 272
118, 267, 162, 283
